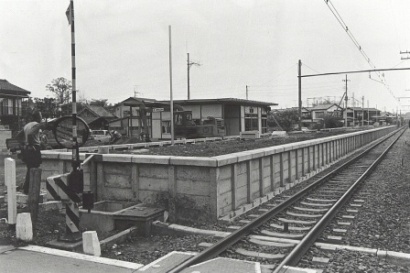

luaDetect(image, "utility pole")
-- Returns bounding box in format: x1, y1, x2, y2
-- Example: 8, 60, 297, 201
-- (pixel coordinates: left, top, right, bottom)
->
376, 104, 378, 123
246, 85, 249, 100
169, 26, 174, 145
298, 60, 302, 131
361, 96, 364, 126
367, 100, 369, 125
187, 53, 200, 100
342, 75, 349, 127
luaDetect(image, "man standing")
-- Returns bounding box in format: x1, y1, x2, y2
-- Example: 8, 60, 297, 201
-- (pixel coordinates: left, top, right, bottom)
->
19, 115, 52, 194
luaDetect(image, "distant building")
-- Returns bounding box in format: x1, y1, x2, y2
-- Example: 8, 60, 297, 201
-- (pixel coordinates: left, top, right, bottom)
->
0, 79, 30, 131
163, 98, 275, 137
109, 97, 277, 140
346, 107, 381, 126
77, 104, 117, 130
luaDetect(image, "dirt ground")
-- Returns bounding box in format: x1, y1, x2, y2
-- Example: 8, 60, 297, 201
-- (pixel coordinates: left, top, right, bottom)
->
126, 130, 361, 157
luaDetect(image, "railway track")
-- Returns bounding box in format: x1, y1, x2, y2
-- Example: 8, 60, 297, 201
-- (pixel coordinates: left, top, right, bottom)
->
168, 127, 406, 273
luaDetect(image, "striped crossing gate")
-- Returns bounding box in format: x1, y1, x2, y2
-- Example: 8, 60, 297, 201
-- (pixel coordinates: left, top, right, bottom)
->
46, 173, 82, 240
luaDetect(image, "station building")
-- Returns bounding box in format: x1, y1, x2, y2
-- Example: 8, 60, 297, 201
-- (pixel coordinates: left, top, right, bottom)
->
109, 97, 277, 140
0, 79, 30, 131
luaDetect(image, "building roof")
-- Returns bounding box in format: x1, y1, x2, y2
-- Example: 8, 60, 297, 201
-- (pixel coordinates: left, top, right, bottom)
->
310, 103, 342, 111
274, 106, 310, 112
169, 98, 277, 107
80, 105, 116, 119
0, 79, 31, 98
348, 107, 380, 112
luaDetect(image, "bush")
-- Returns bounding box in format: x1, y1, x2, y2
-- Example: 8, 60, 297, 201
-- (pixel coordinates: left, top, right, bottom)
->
268, 109, 299, 132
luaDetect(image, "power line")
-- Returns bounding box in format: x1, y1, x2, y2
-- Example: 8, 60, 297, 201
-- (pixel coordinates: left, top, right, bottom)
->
324, 0, 398, 101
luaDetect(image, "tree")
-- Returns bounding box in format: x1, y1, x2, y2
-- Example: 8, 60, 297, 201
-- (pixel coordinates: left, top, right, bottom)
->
89, 99, 108, 107
268, 109, 299, 132
323, 114, 343, 128
46, 77, 71, 104
33, 97, 58, 120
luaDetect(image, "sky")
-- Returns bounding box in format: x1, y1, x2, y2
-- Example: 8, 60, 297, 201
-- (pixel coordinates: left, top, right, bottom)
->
2, 0, 410, 113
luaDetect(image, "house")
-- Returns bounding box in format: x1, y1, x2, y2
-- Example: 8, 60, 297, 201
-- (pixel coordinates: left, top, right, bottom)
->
310, 104, 343, 121
0, 79, 31, 131
77, 104, 117, 130
109, 97, 277, 140
109, 97, 168, 137
346, 107, 381, 126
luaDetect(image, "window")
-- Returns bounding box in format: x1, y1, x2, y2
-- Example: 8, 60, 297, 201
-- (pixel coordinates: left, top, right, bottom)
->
162, 121, 171, 134
315, 111, 324, 118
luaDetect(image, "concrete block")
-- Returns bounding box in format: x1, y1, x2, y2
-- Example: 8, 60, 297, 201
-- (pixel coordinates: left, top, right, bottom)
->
102, 154, 132, 162
39, 201, 63, 211
214, 154, 238, 167
131, 155, 170, 165
82, 231, 101, 256
271, 131, 287, 137
16, 213, 33, 242
170, 156, 217, 167
240, 130, 260, 139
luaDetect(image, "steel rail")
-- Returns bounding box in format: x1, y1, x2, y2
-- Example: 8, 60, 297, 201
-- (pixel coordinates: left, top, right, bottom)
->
167, 127, 403, 273
273, 127, 406, 273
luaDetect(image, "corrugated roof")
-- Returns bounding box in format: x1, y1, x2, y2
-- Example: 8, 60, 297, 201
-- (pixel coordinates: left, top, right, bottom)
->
0, 79, 30, 97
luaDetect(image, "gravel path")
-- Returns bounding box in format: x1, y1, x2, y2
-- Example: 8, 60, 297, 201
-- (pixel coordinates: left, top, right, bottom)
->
342, 129, 410, 251
301, 128, 410, 272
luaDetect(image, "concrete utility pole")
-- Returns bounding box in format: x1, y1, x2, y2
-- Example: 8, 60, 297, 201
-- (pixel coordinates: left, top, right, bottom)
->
342, 75, 349, 127
367, 100, 370, 125
169, 26, 174, 145
187, 53, 200, 100
298, 60, 302, 131
246, 85, 249, 100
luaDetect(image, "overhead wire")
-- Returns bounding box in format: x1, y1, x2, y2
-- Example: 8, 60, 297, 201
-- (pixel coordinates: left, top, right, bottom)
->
324, 0, 398, 101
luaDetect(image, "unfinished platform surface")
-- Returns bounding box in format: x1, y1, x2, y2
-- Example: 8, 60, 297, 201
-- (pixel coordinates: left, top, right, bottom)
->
0, 245, 142, 273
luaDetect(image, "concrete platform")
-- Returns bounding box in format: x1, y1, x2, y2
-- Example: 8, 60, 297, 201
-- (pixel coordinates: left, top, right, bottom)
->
0, 245, 143, 273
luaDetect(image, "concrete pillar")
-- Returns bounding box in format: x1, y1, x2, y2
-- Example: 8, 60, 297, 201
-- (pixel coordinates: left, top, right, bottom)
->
269, 156, 274, 191
231, 164, 238, 210
5, 158, 16, 225
16, 213, 33, 242
83, 231, 101, 256
295, 149, 299, 179
279, 153, 284, 187
259, 158, 264, 196
246, 161, 252, 202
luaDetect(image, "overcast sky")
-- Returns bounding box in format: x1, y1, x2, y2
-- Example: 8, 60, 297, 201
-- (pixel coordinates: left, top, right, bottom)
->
2, 0, 410, 112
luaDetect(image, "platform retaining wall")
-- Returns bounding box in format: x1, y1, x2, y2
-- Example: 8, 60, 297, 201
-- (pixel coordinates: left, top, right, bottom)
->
40, 126, 396, 222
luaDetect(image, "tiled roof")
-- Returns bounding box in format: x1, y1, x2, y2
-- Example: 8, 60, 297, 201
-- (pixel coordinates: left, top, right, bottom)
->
83, 105, 116, 118
0, 79, 30, 97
